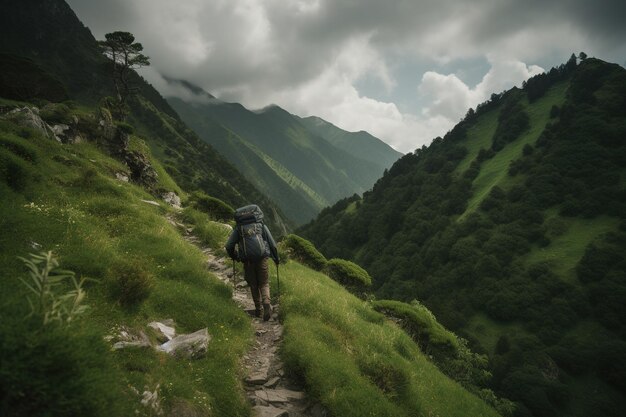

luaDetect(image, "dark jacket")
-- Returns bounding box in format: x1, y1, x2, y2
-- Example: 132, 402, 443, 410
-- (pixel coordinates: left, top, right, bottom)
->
225, 223, 279, 264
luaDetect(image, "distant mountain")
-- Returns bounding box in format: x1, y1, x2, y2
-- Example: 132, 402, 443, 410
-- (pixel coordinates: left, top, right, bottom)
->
298, 116, 402, 172
168, 86, 401, 224
0, 0, 290, 233
299, 56, 626, 417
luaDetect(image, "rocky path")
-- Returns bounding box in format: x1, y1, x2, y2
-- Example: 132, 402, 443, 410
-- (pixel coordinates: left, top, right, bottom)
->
175, 221, 325, 417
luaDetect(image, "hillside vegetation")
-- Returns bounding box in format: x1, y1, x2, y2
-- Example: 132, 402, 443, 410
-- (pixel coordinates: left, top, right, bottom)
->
300, 56, 626, 417
0, 106, 252, 416
169, 92, 401, 225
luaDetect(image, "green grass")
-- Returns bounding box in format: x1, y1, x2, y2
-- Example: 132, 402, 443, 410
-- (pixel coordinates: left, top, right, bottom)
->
0, 118, 252, 417
458, 82, 569, 220
466, 313, 527, 355
277, 262, 501, 417
524, 215, 620, 282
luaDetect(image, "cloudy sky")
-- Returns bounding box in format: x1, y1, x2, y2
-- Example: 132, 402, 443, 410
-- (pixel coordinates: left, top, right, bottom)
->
67, 0, 626, 153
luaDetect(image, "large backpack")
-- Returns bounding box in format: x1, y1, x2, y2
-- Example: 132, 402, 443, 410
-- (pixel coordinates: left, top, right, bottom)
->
234, 205, 268, 261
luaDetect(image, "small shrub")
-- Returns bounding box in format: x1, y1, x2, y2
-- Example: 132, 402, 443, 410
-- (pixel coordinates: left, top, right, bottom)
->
106, 257, 153, 307
282, 234, 327, 270
325, 258, 372, 288
188, 191, 234, 221
114, 121, 134, 135
40, 103, 72, 125
18, 251, 90, 326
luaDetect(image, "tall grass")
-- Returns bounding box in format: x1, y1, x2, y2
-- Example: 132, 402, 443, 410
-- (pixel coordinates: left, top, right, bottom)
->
0, 117, 252, 417
276, 262, 501, 417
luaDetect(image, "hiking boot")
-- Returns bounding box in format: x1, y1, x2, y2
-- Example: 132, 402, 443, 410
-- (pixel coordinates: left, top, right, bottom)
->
254, 308, 262, 318
263, 303, 272, 321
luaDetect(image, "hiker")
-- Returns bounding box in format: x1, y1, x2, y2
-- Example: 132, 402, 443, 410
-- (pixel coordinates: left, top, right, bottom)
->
225, 204, 279, 321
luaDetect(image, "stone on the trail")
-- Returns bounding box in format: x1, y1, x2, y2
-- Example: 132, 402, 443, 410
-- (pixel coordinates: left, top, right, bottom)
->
258, 388, 305, 404
263, 377, 280, 388
157, 328, 210, 359
246, 358, 271, 385
148, 320, 176, 342
252, 405, 288, 417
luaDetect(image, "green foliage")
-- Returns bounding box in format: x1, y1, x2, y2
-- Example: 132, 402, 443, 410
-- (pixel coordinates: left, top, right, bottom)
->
114, 120, 134, 135
179, 207, 232, 249
282, 234, 327, 270
18, 251, 90, 326
372, 299, 458, 354
279, 262, 501, 417
325, 258, 372, 288
105, 256, 154, 308
299, 58, 626, 417
40, 102, 73, 124
0, 320, 132, 417
188, 191, 234, 221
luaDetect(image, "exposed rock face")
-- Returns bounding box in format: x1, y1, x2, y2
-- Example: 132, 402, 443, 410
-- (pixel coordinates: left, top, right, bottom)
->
125, 150, 159, 189
4, 106, 56, 140
148, 320, 176, 343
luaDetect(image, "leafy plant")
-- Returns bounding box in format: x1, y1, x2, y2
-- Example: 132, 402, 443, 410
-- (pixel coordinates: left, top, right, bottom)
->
325, 258, 372, 288
18, 251, 90, 326
281, 234, 327, 271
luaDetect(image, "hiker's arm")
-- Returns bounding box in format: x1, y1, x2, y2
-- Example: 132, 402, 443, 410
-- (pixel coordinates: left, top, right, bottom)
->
263, 225, 279, 264
224, 228, 239, 260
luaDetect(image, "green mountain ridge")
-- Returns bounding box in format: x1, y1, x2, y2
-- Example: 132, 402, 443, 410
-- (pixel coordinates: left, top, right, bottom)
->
167, 86, 401, 225
299, 56, 626, 417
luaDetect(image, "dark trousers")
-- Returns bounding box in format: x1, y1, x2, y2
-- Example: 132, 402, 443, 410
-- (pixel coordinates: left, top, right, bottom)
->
243, 257, 270, 308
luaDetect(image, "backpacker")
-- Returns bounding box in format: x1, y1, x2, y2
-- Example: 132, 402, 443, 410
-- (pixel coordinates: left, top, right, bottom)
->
234, 205, 268, 261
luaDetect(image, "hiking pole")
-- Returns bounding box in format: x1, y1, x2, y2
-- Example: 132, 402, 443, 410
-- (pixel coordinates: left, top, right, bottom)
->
276, 262, 280, 299
232, 258, 236, 283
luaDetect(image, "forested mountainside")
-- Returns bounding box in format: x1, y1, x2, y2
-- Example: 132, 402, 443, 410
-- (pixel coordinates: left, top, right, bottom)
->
169, 88, 401, 225
299, 56, 626, 417
0, 0, 290, 233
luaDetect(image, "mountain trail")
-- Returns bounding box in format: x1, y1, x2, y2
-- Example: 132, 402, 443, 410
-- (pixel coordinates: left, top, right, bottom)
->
169, 215, 326, 417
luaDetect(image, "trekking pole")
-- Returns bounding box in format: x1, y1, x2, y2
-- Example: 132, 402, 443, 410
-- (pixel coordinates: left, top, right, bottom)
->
276, 262, 280, 299
232, 258, 236, 283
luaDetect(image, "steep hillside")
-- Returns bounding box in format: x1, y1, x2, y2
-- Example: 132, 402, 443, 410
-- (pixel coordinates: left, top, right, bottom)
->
298, 115, 402, 171
168, 88, 401, 224
299, 56, 626, 417
0, 0, 290, 234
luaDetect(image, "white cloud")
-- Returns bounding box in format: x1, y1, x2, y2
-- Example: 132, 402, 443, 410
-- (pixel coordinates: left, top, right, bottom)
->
416, 59, 545, 146
67, 0, 625, 153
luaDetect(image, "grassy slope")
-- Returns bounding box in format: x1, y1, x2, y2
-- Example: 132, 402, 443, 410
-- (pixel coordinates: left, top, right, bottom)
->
275, 261, 500, 417
458, 81, 570, 220
525, 214, 620, 282
0, 115, 252, 416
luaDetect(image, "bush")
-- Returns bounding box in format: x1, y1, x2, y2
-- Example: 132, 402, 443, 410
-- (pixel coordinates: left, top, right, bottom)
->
188, 191, 234, 221
114, 121, 134, 135
40, 103, 72, 125
105, 257, 153, 307
282, 234, 327, 270
372, 299, 458, 354
325, 258, 372, 288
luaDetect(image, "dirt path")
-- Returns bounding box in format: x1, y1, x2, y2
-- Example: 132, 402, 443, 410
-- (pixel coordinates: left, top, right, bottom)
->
174, 220, 325, 417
